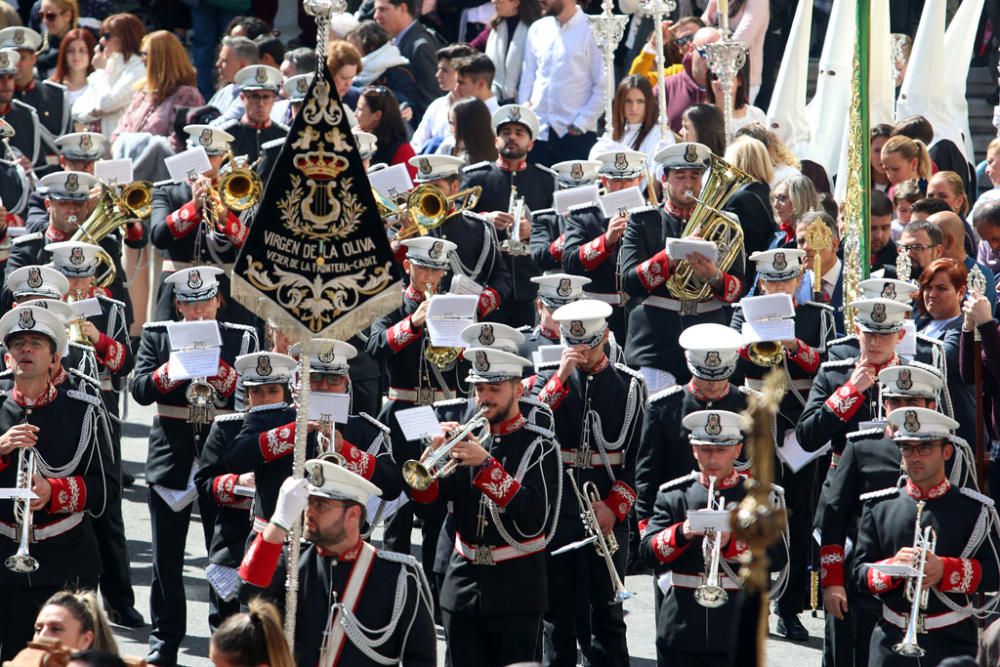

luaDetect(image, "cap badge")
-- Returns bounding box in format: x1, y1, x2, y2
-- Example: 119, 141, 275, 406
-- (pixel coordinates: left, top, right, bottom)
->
474, 350, 490, 373
17, 309, 34, 331
705, 413, 722, 436
418, 158, 432, 175
65, 173, 79, 192
881, 283, 897, 300
903, 409, 920, 433
428, 241, 444, 260
556, 278, 572, 298
705, 351, 721, 368
296, 77, 309, 93
508, 107, 521, 123
614, 153, 628, 171
478, 325, 495, 346
0, 53, 7, 67
255, 67, 268, 84
570, 163, 584, 180
569, 320, 586, 338
772, 252, 787, 272
13, 29, 24, 46
871, 302, 887, 323
318, 346, 336, 363
26, 267, 42, 289
69, 247, 85, 265
307, 462, 325, 487
684, 145, 698, 163
897, 368, 913, 390
187, 270, 203, 290
256, 355, 273, 377
199, 129, 213, 147
79, 134, 92, 151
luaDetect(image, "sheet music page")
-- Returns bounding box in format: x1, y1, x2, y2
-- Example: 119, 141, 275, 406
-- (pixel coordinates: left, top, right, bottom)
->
168, 348, 221, 381
776, 429, 831, 474
741, 319, 795, 343
395, 405, 444, 441
151, 462, 199, 512
307, 391, 351, 424
741, 294, 795, 321
206, 563, 242, 601
426, 295, 478, 347
532, 345, 566, 371
449, 274, 484, 296
685, 509, 731, 532
899, 320, 917, 357
70, 297, 103, 318
167, 320, 222, 350
665, 238, 719, 263
165, 147, 212, 183
94, 159, 133, 185
553, 184, 599, 215
368, 163, 413, 201
598, 186, 645, 218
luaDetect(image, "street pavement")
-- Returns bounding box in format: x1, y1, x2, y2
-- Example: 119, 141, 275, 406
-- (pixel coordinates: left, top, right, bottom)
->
112, 396, 826, 666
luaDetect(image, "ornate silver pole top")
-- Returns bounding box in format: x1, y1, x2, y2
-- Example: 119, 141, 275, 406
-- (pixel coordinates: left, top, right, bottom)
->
303, 0, 348, 18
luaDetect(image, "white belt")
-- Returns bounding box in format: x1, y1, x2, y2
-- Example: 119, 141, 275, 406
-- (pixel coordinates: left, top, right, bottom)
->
560, 449, 623, 467
670, 572, 741, 590
882, 605, 966, 632
252, 516, 268, 534
388, 387, 450, 404
454, 534, 544, 565
156, 403, 234, 420
642, 296, 722, 315
0, 512, 84, 542
746, 377, 813, 391
161, 259, 234, 273
100, 378, 114, 392
583, 291, 624, 306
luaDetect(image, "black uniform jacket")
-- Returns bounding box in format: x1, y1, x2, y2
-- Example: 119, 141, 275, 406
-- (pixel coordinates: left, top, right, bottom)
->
130, 320, 258, 488
562, 202, 622, 298
429, 210, 511, 311
1, 100, 40, 166
530, 207, 564, 272
149, 181, 243, 267
216, 118, 288, 165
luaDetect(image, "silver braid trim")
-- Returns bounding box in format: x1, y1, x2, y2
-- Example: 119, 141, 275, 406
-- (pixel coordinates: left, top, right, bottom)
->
488, 436, 562, 552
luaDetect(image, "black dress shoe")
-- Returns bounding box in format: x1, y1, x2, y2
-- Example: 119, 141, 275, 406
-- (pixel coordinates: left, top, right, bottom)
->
145, 650, 177, 667
776, 613, 809, 642
108, 605, 145, 628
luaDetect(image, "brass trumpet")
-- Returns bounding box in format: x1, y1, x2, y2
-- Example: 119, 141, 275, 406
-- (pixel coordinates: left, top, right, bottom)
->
402, 408, 490, 491
747, 341, 785, 367
186, 378, 217, 425
6, 448, 38, 573
217, 153, 263, 211
893, 501, 936, 658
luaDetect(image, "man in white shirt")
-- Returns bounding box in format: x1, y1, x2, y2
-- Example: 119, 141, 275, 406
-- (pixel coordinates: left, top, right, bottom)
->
410, 43, 475, 154
518, 0, 604, 165
208, 36, 259, 127
455, 54, 501, 114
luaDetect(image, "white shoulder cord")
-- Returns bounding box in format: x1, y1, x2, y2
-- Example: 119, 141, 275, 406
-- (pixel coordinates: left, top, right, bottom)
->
447, 222, 493, 281
488, 433, 563, 552
931, 502, 1000, 618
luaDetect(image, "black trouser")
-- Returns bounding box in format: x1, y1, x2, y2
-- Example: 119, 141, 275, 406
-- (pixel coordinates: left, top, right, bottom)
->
656, 648, 730, 667
147, 490, 213, 658
443, 609, 542, 667
777, 458, 823, 617
868, 622, 976, 667
823, 599, 878, 667
0, 577, 97, 661
543, 524, 630, 667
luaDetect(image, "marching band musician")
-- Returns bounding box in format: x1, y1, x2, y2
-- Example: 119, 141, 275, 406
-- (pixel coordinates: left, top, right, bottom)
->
620, 142, 745, 394
529, 160, 602, 273
239, 461, 436, 667
148, 125, 252, 323
562, 149, 648, 344
518, 272, 590, 363
534, 299, 645, 666
729, 248, 835, 641
24, 132, 108, 231
405, 153, 511, 319
0, 50, 41, 177
462, 104, 555, 327
130, 266, 258, 667
215, 65, 288, 167
796, 298, 912, 459
46, 240, 141, 628
409, 346, 559, 666
194, 351, 297, 630
0, 120, 30, 224
5, 172, 133, 317
0, 305, 114, 660
853, 407, 1000, 666
639, 409, 788, 666
367, 236, 464, 562
816, 365, 955, 667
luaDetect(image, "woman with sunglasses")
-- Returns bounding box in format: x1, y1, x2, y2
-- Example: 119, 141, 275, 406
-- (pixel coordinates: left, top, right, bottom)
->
72, 13, 146, 137
34, 0, 78, 77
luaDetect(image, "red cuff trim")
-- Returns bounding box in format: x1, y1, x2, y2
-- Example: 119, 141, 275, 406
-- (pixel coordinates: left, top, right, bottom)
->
0, 454, 9, 474
93, 332, 110, 356
867, 558, 903, 594
537, 374, 569, 411
239, 532, 284, 588
409, 478, 439, 504
636, 250, 670, 291
473, 457, 521, 507
387, 315, 420, 352
723, 535, 749, 560
938, 557, 982, 594
579, 234, 610, 270
208, 359, 237, 397
477, 287, 501, 318
787, 339, 820, 373
212, 473, 241, 505
825, 382, 865, 421
650, 522, 689, 563
340, 440, 376, 480
259, 422, 296, 462
637, 517, 650, 536
606, 480, 636, 523
223, 211, 248, 249
125, 221, 144, 243
550, 234, 565, 262
95, 334, 126, 373
48, 476, 86, 513
166, 200, 201, 239
716, 272, 742, 303
152, 362, 181, 393
820, 545, 846, 588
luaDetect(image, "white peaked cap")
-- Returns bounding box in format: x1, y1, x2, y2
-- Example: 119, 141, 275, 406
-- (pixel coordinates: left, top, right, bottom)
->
804, 0, 856, 176
942, 0, 985, 162
765, 0, 812, 155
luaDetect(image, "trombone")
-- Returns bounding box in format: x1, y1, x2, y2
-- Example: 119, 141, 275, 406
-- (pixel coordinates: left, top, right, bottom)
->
694, 475, 728, 608
5, 448, 38, 573
893, 500, 936, 658
379, 184, 481, 241
402, 408, 490, 491
564, 472, 633, 605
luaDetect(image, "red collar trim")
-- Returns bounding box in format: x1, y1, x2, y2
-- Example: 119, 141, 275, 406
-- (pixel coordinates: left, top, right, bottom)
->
497, 157, 527, 172
45, 227, 69, 243
700, 469, 740, 489
872, 355, 900, 375
665, 200, 694, 221
687, 379, 731, 402
51, 366, 67, 386
16, 80, 35, 93
0, 103, 10, 115
491, 412, 525, 435
240, 115, 272, 130
316, 538, 364, 561
540, 326, 559, 341
404, 285, 425, 303
583, 355, 609, 375
11, 382, 57, 408
906, 478, 950, 500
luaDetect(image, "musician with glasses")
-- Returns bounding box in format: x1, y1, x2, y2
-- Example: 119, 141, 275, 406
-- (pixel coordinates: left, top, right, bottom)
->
640, 409, 788, 667
0, 305, 113, 661
409, 346, 559, 666
130, 266, 258, 667
853, 407, 1000, 666
216, 65, 287, 167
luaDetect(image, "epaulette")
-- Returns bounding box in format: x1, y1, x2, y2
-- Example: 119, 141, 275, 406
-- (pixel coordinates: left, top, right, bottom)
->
152, 178, 174, 188
143, 320, 171, 329
247, 401, 289, 414
628, 205, 658, 216
12, 232, 42, 246
94, 293, 126, 309
358, 411, 390, 435
859, 486, 900, 502
41, 79, 66, 92
535, 361, 559, 371
659, 471, 697, 491
462, 210, 491, 225
516, 325, 532, 333
916, 333, 944, 348
827, 335, 857, 348
376, 549, 422, 568
524, 420, 556, 439
820, 358, 856, 369
213, 412, 246, 423
462, 160, 491, 174
731, 303, 743, 311
273, 120, 289, 133
566, 201, 602, 215
802, 300, 835, 312
432, 397, 467, 408
648, 385, 683, 404
904, 359, 941, 376
615, 362, 644, 382
261, 137, 284, 150
218, 119, 240, 130
0, 369, 11, 378
847, 427, 884, 441
220, 322, 257, 333
960, 486, 995, 507
66, 388, 102, 406
531, 208, 556, 219
67, 367, 99, 384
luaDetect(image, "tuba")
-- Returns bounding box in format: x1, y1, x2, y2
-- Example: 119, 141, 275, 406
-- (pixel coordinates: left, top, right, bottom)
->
402, 408, 490, 490
694, 475, 728, 608
893, 500, 936, 658
71, 181, 153, 245
665, 154, 753, 301
6, 447, 39, 573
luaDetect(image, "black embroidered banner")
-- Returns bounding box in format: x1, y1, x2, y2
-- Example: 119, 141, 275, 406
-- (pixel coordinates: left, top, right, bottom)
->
231, 62, 401, 338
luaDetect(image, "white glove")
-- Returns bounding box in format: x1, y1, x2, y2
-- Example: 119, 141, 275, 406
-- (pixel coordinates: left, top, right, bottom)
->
270, 477, 310, 531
